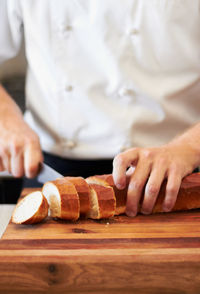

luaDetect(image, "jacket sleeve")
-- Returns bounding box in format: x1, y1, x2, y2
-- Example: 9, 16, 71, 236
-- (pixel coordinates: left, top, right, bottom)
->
0, 0, 23, 65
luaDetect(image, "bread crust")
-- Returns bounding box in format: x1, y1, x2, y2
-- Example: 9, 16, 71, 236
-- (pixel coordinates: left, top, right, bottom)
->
87, 173, 200, 215
65, 177, 90, 216
87, 174, 127, 215
43, 178, 80, 220
12, 192, 49, 225
13, 172, 200, 225
24, 195, 49, 224
88, 184, 116, 219
152, 173, 200, 213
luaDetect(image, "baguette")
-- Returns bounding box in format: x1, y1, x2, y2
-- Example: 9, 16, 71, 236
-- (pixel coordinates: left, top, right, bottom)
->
12, 191, 48, 224
151, 173, 200, 213
87, 173, 200, 214
12, 172, 200, 225
86, 174, 127, 215
87, 183, 116, 219
65, 177, 90, 217
42, 177, 80, 220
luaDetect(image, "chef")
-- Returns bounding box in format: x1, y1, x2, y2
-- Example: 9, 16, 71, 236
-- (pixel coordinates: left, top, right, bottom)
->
0, 0, 200, 216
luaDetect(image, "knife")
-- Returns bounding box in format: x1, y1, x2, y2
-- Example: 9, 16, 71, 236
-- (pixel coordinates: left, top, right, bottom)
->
0, 163, 63, 184
37, 163, 63, 184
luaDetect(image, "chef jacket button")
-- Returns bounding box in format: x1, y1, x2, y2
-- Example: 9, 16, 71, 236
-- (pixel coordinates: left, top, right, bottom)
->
129, 28, 139, 36
65, 85, 73, 92
118, 88, 133, 97
65, 140, 77, 149
65, 25, 73, 32
59, 24, 73, 35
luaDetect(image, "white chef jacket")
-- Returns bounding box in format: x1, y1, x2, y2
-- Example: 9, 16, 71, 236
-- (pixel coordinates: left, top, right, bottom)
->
0, 0, 200, 159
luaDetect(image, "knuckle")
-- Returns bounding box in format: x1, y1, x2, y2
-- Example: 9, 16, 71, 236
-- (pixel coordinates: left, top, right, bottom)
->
157, 157, 168, 167
26, 134, 39, 146
169, 164, 179, 174
11, 141, 23, 154
113, 154, 124, 167
129, 180, 143, 192
166, 185, 178, 196
169, 161, 184, 174
125, 147, 139, 154
0, 144, 8, 156
147, 184, 159, 196
142, 149, 154, 160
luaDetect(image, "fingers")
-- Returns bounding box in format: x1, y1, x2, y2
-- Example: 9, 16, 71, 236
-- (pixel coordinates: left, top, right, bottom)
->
0, 158, 4, 172
0, 135, 43, 178
141, 162, 166, 215
126, 159, 151, 217
126, 166, 135, 177
162, 170, 182, 212
0, 146, 11, 172
9, 140, 24, 177
113, 148, 139, 189
10, 152, 24, 178
113, 147, 183, 217
24, 141, 43, 178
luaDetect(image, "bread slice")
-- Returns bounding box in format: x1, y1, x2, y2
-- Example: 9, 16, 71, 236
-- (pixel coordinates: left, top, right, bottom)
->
152, 172, 200, 213
65, 177, 90, 217
42, 178, 80, 220
86, 174, 127, 215
12, 191, 48, 225
86, 183, 116, 219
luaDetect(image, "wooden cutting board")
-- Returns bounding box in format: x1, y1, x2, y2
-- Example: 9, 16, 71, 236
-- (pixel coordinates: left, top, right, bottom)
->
1, 188, 200, 294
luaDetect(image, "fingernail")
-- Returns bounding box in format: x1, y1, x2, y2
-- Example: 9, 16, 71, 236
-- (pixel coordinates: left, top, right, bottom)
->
163, 205, 172, 212
126, 210, 137, 217
116, 183, 125, 190
141, 209, 151, 215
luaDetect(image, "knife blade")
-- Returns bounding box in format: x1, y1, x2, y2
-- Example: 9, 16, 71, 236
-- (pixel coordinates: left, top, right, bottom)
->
36, 163, 63, 184
0, 163, 63, 184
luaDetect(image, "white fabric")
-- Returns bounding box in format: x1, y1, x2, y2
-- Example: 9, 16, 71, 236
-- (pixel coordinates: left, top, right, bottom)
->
1, 0, 200, 159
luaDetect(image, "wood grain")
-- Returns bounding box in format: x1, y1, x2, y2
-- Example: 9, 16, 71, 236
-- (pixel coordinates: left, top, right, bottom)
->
1, 189, 200, 293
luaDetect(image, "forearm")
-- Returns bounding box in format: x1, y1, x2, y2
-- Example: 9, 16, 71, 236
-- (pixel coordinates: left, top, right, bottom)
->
0, 83, 24, 123
168, 122, 200, 167
0, 83, 43, 178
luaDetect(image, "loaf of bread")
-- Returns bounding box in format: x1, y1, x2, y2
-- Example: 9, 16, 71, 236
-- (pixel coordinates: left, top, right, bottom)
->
42, 178, 80, 220
65, 176, 90, 217
86, 183, 116, 219
86, 174, 127, 215
12, 191, 48, 224
88, 173, 200, 214
152, 173, 200, 213
12, 172, 200, 224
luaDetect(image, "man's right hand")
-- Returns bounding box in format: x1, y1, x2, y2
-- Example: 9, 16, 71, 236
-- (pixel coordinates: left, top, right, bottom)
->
0, 84, 43, 178
0, 119, 43, 178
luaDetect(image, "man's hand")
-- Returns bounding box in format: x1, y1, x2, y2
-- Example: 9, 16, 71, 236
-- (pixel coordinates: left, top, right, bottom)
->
0, 118, 43, 178
0, 84, 43, 178
113, 135, 200, 217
